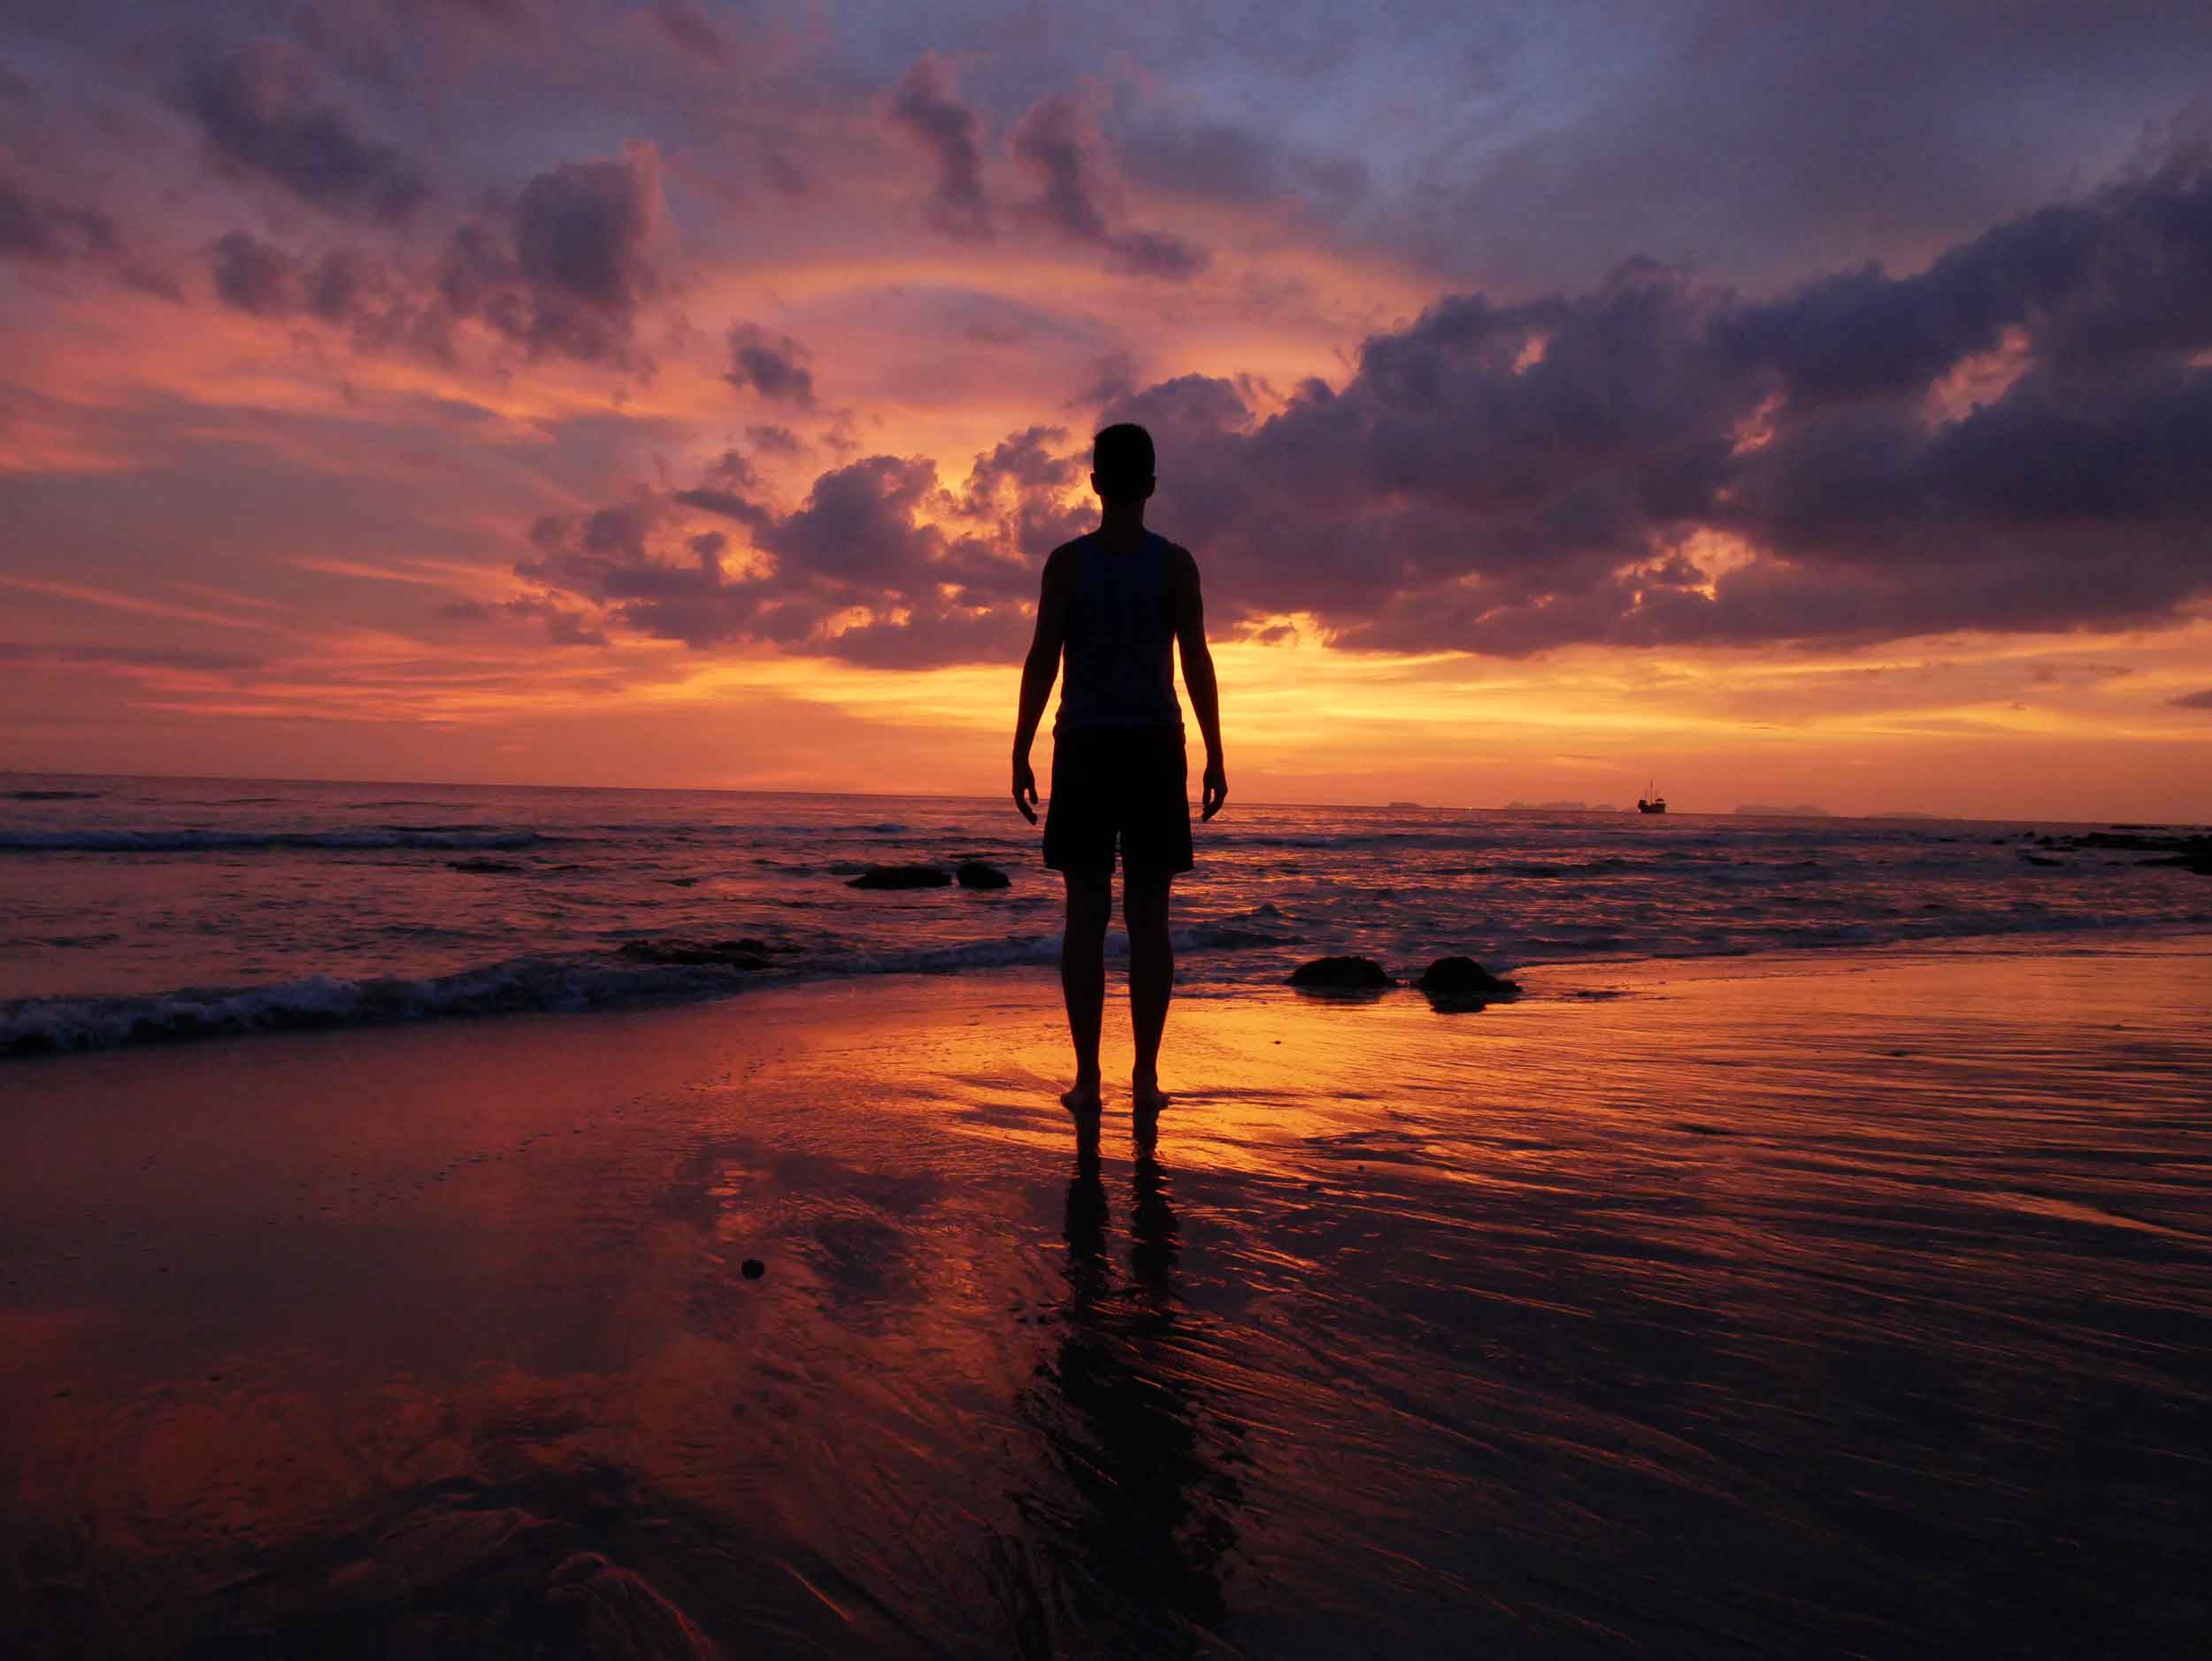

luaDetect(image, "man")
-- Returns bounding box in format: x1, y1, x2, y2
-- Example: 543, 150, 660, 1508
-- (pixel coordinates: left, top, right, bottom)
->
1012, 422, 1227, 1119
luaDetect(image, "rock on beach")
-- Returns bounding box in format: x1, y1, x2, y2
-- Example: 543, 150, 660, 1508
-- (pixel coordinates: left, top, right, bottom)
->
1288, 956, 1394, 990
1417, 957, 1521, 1007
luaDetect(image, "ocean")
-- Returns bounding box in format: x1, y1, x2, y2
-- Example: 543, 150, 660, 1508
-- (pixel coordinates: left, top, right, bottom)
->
3, 772, 2206, 1055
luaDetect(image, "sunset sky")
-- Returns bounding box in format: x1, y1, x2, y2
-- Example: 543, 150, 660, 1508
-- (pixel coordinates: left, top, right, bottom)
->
4, 1, 2210, 819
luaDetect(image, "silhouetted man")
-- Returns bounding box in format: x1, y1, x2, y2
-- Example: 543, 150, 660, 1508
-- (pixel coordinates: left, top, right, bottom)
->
1013, 423, 1227, 1119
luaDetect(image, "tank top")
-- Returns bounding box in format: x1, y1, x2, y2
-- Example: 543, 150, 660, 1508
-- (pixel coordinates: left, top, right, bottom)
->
1053, 530, 1183, 734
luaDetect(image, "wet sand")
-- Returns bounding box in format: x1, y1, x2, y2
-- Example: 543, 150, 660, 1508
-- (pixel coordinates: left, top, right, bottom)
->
4, 942, 2210, 1657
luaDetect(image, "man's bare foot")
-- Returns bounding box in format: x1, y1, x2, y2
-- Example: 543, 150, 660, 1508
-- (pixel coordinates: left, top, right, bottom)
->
1132, 1075, 1169, 1114
1061, 1077, 1102, 1113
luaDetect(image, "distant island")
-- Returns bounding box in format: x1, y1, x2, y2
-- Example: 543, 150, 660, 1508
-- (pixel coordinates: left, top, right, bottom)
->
1734, 803, 1832, 817
1386, 801, 1424, 809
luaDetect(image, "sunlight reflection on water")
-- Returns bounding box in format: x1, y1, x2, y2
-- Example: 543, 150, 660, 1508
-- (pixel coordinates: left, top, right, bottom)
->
3, 945, 2209, 1655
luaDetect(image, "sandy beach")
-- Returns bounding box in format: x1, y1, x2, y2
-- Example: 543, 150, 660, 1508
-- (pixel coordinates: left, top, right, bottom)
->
4, 942, 2210, 1657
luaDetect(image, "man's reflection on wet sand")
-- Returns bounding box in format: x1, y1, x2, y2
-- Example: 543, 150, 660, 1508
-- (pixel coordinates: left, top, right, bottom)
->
1012, 1113, 1242, 1649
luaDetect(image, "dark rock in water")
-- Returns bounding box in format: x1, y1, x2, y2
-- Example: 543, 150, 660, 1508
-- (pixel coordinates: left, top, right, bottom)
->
1288, 955, 1393, 990
1417, 957, 1521, 1007
741, 1258, 765, 1280
955, 860, 1010, 889
2019, 852, 2062, 867
618, 938, 776, 968
449, 857, 527, 874
849, 864, 951, 889
2078, 830, 2212, 873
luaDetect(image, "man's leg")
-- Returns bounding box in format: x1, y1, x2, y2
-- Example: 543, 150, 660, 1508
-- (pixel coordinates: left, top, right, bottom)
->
1060, 871, 1111, 1111
1123, 866, 1173, 1111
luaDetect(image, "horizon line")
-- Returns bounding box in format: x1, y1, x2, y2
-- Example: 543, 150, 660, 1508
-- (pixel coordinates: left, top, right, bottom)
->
0, 766, 2193, 828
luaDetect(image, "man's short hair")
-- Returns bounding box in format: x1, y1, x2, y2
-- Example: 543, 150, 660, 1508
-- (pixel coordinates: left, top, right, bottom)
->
1092, 423, 1155, 496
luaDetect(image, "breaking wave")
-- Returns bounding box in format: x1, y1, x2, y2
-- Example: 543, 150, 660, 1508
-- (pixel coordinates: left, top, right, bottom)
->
0, 919, 1314, 1056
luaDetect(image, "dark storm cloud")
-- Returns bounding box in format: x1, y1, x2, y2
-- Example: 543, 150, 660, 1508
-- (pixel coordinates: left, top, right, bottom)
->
1073, 151, 2212, 658
181, 44, 427, 224
725, 322, 816, 404
890, 54, 992, 239
440, 145, 664, 365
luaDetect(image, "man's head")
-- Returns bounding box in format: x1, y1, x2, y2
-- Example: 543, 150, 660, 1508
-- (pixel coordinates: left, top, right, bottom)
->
1090, 423, 1156, 504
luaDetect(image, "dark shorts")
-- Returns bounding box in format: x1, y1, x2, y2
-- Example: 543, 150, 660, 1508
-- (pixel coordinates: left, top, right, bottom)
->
1043, 725, 1194, 877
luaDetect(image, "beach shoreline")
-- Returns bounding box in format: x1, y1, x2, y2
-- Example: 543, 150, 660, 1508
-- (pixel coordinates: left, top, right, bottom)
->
6, 941, 2210, 1656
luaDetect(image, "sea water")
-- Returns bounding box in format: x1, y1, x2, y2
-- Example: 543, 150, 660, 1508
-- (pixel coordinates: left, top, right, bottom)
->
3, 773, 2205, 1052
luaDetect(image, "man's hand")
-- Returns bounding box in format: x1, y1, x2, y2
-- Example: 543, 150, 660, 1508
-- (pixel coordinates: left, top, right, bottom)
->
1202, 758, 1228, 821
1013, 755, 1040, 824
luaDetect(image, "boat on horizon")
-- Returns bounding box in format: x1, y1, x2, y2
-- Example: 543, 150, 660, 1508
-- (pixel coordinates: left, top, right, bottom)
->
1638, 781, 1667, 814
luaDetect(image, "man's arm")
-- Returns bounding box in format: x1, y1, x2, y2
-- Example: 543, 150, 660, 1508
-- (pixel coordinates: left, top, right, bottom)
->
1011, 549, 1069, 823
1171, 545, 1228, 821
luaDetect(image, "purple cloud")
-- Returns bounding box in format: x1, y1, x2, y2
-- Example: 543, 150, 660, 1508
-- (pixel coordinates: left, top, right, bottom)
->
0, 176, 119, 265
891, 55, 992, 239
181, 43, 427, 224
1076, 152, 2212, 657
725, 323, 816, 404
510, 425, 1092, 660
441, 145, 664, 365
208, 230, 296, 315
1009, 93, 1209, 281
652, 0, 727, 64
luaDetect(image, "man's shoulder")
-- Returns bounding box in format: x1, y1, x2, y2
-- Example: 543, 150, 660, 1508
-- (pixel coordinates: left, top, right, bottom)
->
1158, 536, 1200, 580
1041, 533, 1094, 578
